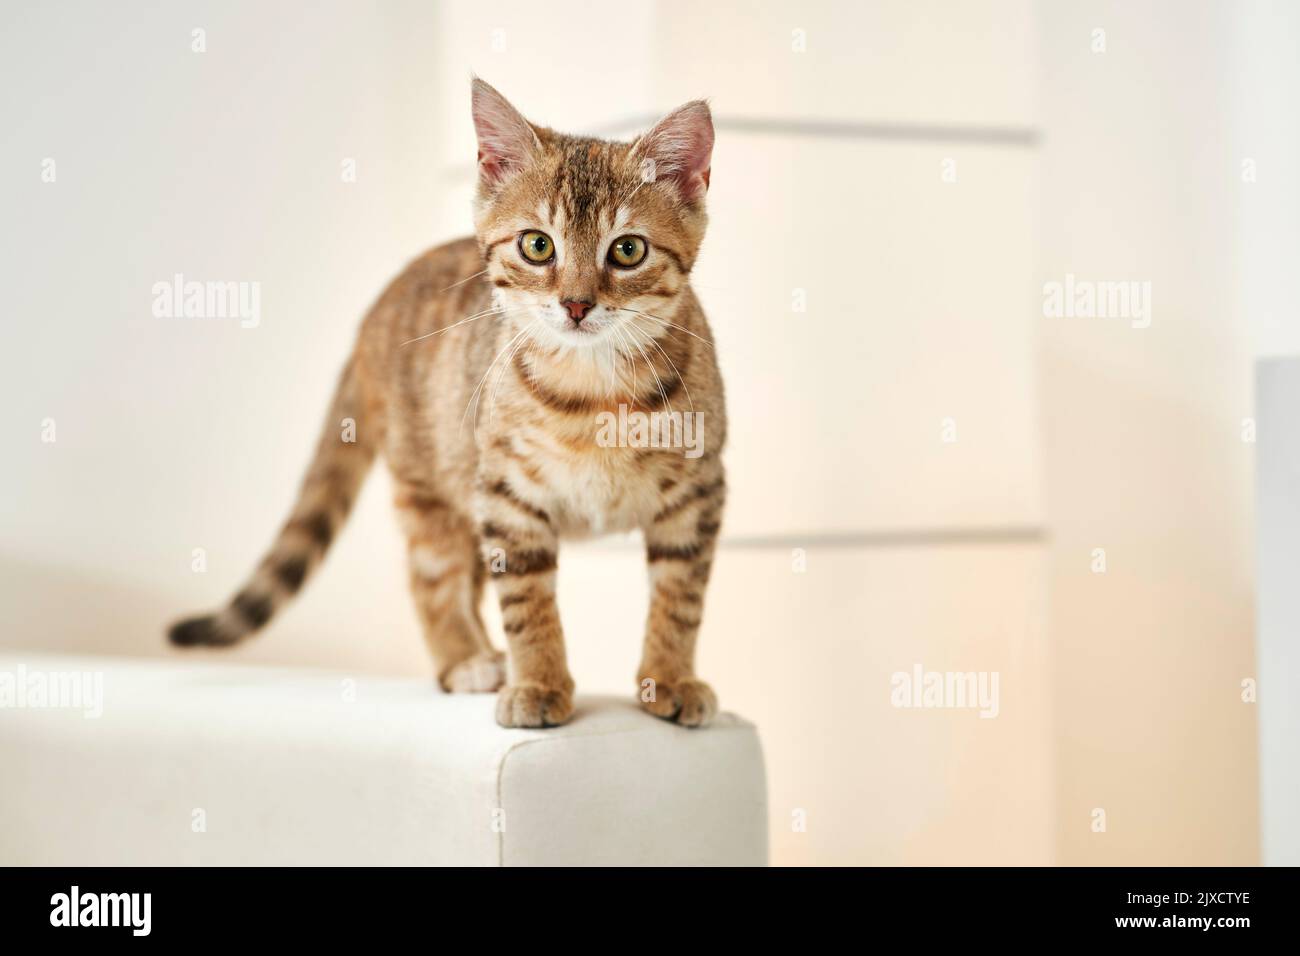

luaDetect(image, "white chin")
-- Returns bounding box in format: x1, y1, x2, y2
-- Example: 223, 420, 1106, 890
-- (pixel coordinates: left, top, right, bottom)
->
546, 323, 605, 347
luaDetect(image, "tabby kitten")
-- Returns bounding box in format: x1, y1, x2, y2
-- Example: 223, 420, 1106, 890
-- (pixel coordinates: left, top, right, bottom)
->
168, 79, 726, 729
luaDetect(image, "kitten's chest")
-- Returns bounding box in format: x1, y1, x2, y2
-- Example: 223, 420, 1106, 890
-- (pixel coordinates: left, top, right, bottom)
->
536, 437, 662, 538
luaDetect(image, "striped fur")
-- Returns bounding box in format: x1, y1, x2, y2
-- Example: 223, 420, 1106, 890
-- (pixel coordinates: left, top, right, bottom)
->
168, 80, 726, 728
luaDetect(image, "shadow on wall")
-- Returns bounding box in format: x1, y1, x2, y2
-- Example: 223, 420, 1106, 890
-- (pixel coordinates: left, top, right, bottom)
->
0, 552, 179, 660
0, 544, 435, 681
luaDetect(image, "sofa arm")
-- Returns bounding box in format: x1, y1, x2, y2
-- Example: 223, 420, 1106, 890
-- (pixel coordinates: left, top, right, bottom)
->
0, 654, 767, 866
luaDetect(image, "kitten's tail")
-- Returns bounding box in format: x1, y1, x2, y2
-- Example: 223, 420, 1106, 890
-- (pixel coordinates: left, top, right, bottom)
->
167, 354, 378, 648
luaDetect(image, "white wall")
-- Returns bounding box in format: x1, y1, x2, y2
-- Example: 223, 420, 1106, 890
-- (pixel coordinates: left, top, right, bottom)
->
1037, 0, 1258, 864
0, 0, 450, 678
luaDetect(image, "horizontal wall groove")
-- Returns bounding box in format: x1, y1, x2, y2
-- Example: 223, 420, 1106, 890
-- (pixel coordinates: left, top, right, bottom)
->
597, 114, 1042, 147
719, 527, 1047, 549
575, 527, 1047, 552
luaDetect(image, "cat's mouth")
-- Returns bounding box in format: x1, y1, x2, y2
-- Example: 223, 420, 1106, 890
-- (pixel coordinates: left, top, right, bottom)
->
531, 303, 614, 346
553, 321, 606, 346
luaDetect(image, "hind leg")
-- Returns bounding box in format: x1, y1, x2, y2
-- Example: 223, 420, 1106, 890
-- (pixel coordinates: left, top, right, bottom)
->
394, 483, 504, 692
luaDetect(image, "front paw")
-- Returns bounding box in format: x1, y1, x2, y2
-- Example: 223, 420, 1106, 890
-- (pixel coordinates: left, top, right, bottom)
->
496, 683, 574, 728
639, 677, 717, 728
441, 650, 507, 693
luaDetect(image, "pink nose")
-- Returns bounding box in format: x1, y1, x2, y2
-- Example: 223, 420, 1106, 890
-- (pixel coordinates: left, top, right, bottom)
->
561, 300, 594, 322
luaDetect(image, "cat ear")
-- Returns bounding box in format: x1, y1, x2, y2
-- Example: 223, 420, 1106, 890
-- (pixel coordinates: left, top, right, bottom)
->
634, 100, 714, 203
471, 78, 541, 189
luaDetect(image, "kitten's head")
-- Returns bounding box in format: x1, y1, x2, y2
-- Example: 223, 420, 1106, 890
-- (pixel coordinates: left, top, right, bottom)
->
470, 78, 713, 351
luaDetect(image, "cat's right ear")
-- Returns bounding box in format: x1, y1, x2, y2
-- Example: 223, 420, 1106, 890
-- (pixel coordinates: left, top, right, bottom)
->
471, 78, 541, 189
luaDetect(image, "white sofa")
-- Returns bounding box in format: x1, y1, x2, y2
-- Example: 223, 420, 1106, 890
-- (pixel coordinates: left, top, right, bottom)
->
0, 654, 767, 866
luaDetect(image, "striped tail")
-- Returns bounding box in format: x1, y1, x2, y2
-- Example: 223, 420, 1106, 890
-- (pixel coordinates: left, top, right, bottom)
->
168, 355, 378, 648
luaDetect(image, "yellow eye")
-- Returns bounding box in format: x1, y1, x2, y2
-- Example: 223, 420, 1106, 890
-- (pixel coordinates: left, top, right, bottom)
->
519, 231, 554, 263
608, 235, 647, 268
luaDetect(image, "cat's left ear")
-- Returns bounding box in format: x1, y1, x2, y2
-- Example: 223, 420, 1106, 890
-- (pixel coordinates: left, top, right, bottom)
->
634, 101, 714, 203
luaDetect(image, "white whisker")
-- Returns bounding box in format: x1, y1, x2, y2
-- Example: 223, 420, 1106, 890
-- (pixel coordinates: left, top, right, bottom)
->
611, 323, 640, 396
400, 305, 525, 347
630, 318, 694, 412
436, 269, 488, 294
616, 308, 713, 349
460, 322, 533, 437
488, 320, 538, 423
620, 180, 645, 206
604, 333, 618, 396
623, 321, 671, 412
